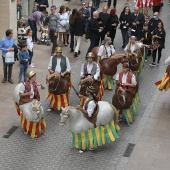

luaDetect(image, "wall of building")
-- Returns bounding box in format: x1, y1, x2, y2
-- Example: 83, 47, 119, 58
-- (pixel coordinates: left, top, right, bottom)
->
0, 0, 17, 40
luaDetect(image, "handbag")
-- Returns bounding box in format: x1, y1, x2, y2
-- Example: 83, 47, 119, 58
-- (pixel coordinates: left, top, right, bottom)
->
150, 40, 160, 51
5, 51, 15, 64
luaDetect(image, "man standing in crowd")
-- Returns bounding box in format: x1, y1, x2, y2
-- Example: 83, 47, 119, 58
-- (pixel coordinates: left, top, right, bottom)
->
46, 5, 60, 55
86, 11, 101, 59
28, 10, 48, 43
129, 7, 145, 40
99, 6, 110, 43
0, 29, 15, 84
148, 12, 162, 34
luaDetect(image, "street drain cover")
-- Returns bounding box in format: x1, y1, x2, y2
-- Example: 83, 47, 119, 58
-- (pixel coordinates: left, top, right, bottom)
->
123, 143, 135, 157
3, 126, 18, 138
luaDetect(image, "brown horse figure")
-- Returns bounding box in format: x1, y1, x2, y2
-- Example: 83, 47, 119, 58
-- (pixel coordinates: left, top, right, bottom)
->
48, 75, 70, 95
91, 47, 125, 76
125, 47, 144, 72
112, 84, 139, 110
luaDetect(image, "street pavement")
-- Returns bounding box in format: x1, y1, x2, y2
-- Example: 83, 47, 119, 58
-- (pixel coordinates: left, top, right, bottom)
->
0, 0, 170, 170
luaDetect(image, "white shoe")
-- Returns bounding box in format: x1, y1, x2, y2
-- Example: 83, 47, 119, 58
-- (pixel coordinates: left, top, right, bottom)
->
47, 108, 52, 112
32, 63, 35, 65
29, 64, 35, 68
24, 131, 28, 135
89, 148, 95, 151
79, 150, 86, 153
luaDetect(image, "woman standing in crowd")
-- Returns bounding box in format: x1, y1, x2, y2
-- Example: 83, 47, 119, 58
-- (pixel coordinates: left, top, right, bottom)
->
119, 6, 131, 48
150, 21, 166, 66
26, 29, 34, 68
107, 8, 119, 47
69, 8, 78, 52
58, 5, 69, 47
73, 11, 84, 57
87, 1, 96, 22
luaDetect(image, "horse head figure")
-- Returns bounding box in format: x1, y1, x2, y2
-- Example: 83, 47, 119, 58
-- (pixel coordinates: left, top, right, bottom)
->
79, 80, 101, 96
125, 48, 144, 72
91, 47, 125, 77
48, 74, 70, 95
112, 85, 138, 110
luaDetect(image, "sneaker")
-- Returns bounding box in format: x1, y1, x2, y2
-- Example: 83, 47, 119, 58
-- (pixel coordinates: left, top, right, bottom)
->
2, 78, 7, 83
89, 148, 95, 151
47, 108, 54, 112
74, 52, 78, 57
29, 64, 35, 68
78, 50, 81, 55
8, 78, 14, 84
145, 59, 147, 62
149, 63, 156, 66
32, 63, 35, 66
79, 149, 86, 154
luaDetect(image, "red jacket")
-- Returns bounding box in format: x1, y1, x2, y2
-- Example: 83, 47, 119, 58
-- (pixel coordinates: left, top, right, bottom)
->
153, 0, 162, 6
136, 0, 153, 8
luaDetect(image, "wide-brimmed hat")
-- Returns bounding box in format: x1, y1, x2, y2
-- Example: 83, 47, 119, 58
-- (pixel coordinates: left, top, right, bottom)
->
27, 70, 36, 79
87, 52, 94, 58
55, 47, 62, 53
102, 36, 111, 44
86, 86, 95, 93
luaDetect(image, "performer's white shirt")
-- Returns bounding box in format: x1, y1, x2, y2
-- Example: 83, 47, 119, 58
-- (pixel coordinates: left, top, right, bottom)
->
115, 72, 137, 85
98, 45, 115, 58
80, 62, 100, 80
83, 98, 96, 117
26, 37, 33, 52
124, 42, 142, 53
48, 56, 71, 73
165, 56, 170, 65
19, 83, 34, 99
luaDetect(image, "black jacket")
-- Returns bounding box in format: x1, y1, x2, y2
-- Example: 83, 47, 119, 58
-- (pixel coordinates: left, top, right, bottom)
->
119, 12, 131, 30
99, 12, 110, 33
88, 18, 100, 39
108, 15, 119, 31
73, 18, 84, 36
129, 12, 145, 32
148, 18, 162, 33
153, 28, 166, 48
141, 29, 152, 45
37, 0, 49, 12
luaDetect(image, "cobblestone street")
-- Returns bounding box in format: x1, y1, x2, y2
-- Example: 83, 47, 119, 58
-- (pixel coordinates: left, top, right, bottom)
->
0, 0, 170, 170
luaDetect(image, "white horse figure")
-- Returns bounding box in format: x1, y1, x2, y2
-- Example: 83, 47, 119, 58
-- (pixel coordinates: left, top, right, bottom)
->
13, 83, 44, 123
60, 101, 117, 133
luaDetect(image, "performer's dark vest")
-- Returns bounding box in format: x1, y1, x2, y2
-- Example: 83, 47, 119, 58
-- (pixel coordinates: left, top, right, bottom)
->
83, 62, 97, 76
119, 71, 135, 93
52, 55, 67, 73
19, 81, 40, 105
84, 97, 99, 128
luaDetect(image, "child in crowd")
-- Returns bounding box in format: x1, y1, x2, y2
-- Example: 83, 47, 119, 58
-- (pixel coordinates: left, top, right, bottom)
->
26, 29, 34, 68
140, 23, 152, 61
18, 43, 30, 83
41, 21, 49, 41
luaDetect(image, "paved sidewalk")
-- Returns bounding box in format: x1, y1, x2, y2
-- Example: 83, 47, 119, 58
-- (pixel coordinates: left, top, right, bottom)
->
125, 90, 170, 170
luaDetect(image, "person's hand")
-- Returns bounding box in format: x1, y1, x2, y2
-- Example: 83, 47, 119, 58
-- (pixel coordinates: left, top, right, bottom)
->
122, 21, 124, 24
25, 59, 28, 62
28, 91, 33, 95
112, 23, 116, 26
126, 23, 129, 26
10, 48, 14, 51
123, 83, 129, 86
76, 105, 81, 110
78, 94, 83, 98
133, 22, 136, 26
61, 73, 65, 77
81, 75, 85, 79
40, 84, 45, 89
136, 21, 139, 25
98, 28, 102, 32
54, 32, 58, 36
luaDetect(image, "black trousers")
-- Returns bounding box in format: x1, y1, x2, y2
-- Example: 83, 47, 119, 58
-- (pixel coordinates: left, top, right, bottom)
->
70, 31, 75, 50
121, 29, 129, 47
107, 0, 117, 7
49, 30, 58, 53
2, 57, 13, 79
153, 6, 161, 13
108, 29, 116, 45
152, 47, 162, 63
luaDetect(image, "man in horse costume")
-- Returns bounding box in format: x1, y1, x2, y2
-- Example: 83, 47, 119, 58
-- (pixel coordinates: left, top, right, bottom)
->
76, 85, 98, 153
19, 71, 45, 104
80, 52, 100, 85
97, 36, 116, 90
13, 70, 46, 138
115, 62, 137, 94
47, 46, 71, 111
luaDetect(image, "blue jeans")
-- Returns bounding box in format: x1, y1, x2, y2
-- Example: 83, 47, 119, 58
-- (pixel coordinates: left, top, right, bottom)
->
28, 19, 37, 42
19, 63, 28, 82
28, 50, 33, 65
